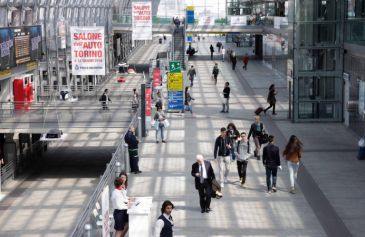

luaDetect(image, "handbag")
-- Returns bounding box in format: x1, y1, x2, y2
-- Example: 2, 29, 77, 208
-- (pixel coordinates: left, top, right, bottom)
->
259, 133, 269, 145
164, 119, 170, 128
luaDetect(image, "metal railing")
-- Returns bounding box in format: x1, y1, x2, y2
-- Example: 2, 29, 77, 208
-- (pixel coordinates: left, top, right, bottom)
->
70, 106, 141, 237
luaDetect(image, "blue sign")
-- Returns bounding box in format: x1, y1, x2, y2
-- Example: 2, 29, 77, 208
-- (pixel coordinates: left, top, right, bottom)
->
168, 91, 184, 110
187, 10, 194, 24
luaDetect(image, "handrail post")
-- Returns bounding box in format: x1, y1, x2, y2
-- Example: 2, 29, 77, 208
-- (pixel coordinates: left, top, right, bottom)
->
124, 143, 129, 173
84, 223, 92, 237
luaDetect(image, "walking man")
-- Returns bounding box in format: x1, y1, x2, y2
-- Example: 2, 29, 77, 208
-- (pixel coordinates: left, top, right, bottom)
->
263, 135, 281, 193
235, 132, 254, 187
212, 63, 219, 85
248, 115, 265, 160
124, 126, 142, 174
214, 127, 232, 187
221, 46, 226, 62
221, 82, 230, 113
231, 51, 237, 70
154, 200, 175, 237
187, 65, 196, 87
191, 155, 215, 213
209, 44, 214, 60
242, 54, 249, 70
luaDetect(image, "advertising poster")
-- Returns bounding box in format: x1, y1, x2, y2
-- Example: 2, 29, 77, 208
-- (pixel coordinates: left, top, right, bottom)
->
0, 28, 15, 70
152, 68, 161, 89
29, 25, 42, 61
70, 26, 105, 75
132, 2, 152, 41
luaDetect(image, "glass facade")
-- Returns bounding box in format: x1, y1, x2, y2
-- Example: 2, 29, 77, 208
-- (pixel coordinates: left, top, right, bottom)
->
293, 0, 344, 121
346, 0, 365, 45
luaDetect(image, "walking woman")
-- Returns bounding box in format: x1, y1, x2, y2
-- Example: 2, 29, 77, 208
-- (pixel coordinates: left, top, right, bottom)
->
227, 122, 240, 161
264, 84, 277, 115
111, 175, 129, 237
184, 86, 195, 114
154, 107, 167, 143
283, 135, 303, 194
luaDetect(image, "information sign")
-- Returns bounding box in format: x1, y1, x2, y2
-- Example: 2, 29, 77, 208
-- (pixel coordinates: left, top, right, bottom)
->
169, 61, 181, 73
168, 72, 183, 91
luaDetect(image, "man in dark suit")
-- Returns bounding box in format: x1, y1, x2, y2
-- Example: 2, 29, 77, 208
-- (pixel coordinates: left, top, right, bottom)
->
262, 135, 282, 193
191, 154, 215, 213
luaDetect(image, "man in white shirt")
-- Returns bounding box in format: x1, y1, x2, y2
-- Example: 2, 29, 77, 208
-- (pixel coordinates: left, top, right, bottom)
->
154, 200, 174, 237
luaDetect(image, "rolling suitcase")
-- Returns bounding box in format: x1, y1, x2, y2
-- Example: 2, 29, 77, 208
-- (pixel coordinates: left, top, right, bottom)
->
255, 107, 264, 115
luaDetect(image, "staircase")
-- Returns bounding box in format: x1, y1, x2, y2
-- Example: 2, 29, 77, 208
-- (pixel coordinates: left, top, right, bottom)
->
172, 26, 186, 70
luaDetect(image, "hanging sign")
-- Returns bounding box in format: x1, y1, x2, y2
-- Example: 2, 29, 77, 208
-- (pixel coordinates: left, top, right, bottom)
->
132, 2, 152, 41
70, 26, 106, 75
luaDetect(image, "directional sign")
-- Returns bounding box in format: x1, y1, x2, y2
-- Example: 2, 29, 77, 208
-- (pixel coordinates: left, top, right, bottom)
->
169, 61, 181, 73
168, 72, 183, 91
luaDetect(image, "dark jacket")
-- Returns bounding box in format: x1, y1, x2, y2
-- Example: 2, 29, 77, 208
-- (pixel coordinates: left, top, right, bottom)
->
227, 129, 239, 140
191, 160, 215, 189
263, 143, 281, 167
267, 89, 277, 104
100, 93, 111, 102
124, 131, 139, 149
223, 87, 230, 99
248, 122, 264, 139
184, 92, 194, 105
210, 45, 214, 53
231, 55, 237, 64
212, 66, 219, 76
214, 135, 232, 158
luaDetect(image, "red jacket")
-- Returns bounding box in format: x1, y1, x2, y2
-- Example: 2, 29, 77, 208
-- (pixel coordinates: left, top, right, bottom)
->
243, 56, 249, 64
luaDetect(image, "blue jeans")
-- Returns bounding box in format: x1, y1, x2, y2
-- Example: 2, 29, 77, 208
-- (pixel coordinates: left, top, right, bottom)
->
288, 161, 299, 188
156, 125, 164, 141
265, 166, 277, 190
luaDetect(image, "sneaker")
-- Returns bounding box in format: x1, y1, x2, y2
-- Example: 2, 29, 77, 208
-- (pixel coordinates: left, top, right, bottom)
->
267, 189, 272, 194
272, 187, 277, 192
239, 178, 243, 183
220, 182, 224, 188
290, 187, 295, 194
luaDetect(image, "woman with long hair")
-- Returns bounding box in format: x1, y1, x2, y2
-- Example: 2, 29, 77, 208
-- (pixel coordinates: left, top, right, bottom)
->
184, 86, 195, 114
111, 175, 129, 237
283, 135, 303, 194
227, 123, 240, 161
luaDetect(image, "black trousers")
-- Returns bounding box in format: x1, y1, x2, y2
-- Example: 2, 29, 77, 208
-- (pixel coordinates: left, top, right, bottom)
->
237, 160, 248, 184
198, 180, 212, 210
128, 149, 139, 172
265, 166, 278, 190
211, 52, 213, 60
232, 62, 236, 70
265, 103, 276, 114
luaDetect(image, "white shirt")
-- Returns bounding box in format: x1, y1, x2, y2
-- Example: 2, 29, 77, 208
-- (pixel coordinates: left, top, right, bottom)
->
154, 213, 173, 237
200, 162, 207, 179
111, 188, 128, 210
222, 48, 226, 55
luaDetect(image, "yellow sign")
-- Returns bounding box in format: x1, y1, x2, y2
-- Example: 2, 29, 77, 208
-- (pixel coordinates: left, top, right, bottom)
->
0, 69, 11, 79
26, 61, 38, 71
187, 6, 195, 11
168, 72, 183, 91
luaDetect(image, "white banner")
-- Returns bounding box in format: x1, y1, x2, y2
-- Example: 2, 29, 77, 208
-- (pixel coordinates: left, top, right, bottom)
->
230, 16, 247, 26
101, 185, 110, 237
198, 16, 215, 26
274, 17, 288, 29
132, 2, 152, 41
70, 26, 105, 75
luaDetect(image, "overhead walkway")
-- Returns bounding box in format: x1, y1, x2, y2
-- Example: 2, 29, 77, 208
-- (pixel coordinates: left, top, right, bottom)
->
127, 40, 362, 236
0, 72, 144, 237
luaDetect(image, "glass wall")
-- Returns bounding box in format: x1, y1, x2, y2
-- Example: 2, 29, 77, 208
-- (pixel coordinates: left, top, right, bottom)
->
346, 0, 365, 45
293, 0, 344, 121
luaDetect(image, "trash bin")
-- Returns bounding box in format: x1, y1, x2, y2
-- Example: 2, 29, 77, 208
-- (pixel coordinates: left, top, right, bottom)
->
357, 137, 365, 160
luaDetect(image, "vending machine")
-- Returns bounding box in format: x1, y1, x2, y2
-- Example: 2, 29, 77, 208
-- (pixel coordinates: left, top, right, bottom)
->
12, 74, 34, 110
